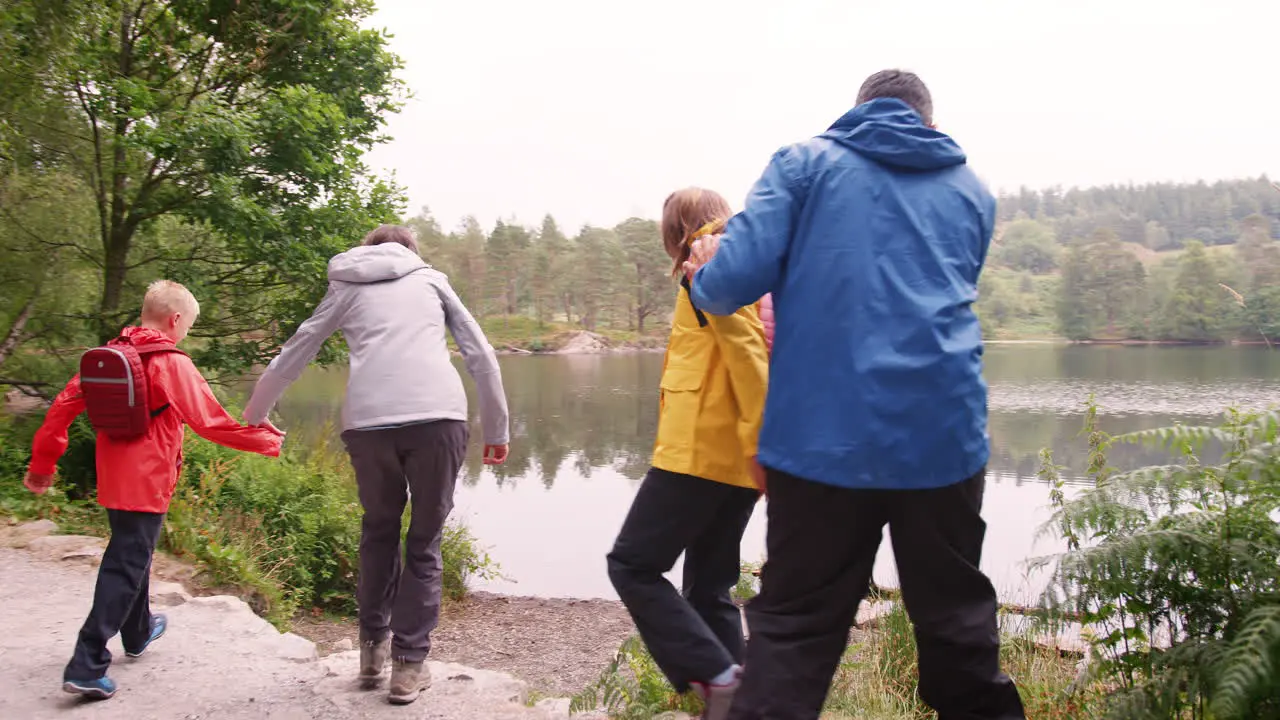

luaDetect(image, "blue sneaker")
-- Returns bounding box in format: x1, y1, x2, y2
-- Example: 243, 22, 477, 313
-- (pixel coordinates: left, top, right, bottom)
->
124, 614, 167, 658
62, 676, 117, 700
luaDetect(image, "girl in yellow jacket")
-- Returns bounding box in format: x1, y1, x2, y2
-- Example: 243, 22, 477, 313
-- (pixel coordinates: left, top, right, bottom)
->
606, 188, 769, 719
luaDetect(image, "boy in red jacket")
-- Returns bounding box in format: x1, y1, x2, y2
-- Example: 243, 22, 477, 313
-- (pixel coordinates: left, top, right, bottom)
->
23, 280, 284, 700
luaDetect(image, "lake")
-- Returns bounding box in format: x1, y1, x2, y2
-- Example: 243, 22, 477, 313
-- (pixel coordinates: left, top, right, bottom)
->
268, 345, 1280, 605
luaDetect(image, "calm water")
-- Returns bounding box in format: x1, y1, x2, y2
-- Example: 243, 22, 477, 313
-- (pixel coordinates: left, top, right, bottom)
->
268, 346, 1280, 604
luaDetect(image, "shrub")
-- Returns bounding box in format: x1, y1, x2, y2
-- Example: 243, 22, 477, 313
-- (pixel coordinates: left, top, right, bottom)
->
569, 635, 704, 718
1036, 398, 1280, 719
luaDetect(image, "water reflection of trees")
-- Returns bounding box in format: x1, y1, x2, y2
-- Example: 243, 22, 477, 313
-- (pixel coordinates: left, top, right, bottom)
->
268, 352, 1244, 491
457, 355, 661, 487
988, 411, 1222, 485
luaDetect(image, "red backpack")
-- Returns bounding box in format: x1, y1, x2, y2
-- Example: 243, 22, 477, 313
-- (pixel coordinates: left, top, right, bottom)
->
79, 336, 187, 440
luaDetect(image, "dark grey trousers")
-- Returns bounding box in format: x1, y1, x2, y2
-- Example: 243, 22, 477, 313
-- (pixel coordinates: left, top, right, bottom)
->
341, 419, 469, 663
607, 467, 759, 691
728, 468, 1026, 720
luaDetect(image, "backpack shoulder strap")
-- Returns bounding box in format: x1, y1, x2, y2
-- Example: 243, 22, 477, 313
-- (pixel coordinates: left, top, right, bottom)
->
679, 275, 709, 328
130, 343, 187, 417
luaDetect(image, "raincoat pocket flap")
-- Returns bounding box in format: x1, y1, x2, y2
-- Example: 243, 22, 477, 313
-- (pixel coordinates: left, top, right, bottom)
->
659, 364, 704, 392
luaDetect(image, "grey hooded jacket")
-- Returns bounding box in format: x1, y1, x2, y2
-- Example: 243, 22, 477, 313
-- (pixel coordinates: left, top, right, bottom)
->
244, 243, 509, 445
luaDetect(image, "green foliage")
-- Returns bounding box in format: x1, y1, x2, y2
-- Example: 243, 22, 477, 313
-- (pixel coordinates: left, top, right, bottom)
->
1056, 233, 1148, 340
731, 561, 761, 603
0, 0, 405, 395
1159, 241, 1231, 341
997, 218, 1060, 274
998, 179, 1279, 247
569, 601, 1097, 719
569, 635, 705, 718
440, 518, 503, 603
1035, 400, 1280, 719
825, 602, 1099, 719
978, 267, 1059, 338
977, 179, 1279, 342
407, 208, 674, 342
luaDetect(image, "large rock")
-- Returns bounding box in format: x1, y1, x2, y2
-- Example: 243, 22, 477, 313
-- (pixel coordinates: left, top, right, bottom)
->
149, 580, 192, 607
25, 534, 105, 566
0, 547, 583, 719
1, 518, 58, 548
555, 332, 611, 355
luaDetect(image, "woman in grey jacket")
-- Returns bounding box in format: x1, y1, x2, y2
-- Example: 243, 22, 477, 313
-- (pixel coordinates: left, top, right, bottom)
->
244, 225, 509, 705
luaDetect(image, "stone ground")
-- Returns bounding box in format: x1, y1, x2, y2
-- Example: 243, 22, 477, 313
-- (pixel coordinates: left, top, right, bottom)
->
0, 520, 617, 720
293, 593, 636, 698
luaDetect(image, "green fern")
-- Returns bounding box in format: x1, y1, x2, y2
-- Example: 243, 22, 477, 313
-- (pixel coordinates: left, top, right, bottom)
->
1212, 603, 1280, 718
569, 635, 704, 718
1037, 404, 1280, 719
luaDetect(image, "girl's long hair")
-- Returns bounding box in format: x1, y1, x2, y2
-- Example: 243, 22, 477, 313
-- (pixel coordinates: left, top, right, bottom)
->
661, 188, 732, 277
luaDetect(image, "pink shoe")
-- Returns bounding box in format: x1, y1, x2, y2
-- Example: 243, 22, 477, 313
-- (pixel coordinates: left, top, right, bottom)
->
691, 667, 742, 720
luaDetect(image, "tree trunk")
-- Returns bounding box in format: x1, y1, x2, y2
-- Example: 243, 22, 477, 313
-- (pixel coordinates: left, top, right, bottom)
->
562, 294, 574, 325
0, 289, 40, 368
98, 230, 131, 343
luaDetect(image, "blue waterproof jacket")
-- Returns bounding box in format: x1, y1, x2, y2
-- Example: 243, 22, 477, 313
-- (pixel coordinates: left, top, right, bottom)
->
691, 98, 994, 490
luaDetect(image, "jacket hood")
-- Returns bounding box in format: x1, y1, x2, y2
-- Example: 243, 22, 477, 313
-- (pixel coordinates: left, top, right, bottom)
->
820, 98, 966, 171
328, 243, 428, 284
118, 326, 173, 346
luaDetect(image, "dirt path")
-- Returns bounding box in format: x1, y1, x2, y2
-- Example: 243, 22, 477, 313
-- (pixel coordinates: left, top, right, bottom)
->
294, 593, 635, 697
0, 520, 603, 719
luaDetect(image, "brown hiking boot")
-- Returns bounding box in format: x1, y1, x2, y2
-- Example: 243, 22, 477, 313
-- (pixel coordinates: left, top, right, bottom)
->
388, 658, 431, 705
358, 636, 391, 687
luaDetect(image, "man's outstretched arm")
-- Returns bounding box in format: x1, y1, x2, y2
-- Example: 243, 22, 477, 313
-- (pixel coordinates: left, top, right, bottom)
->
690, 147, 803, 315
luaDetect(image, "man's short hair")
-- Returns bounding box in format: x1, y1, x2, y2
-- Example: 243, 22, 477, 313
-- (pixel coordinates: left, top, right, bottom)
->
361, 224, 419, 254
142, 279, 200, 321
856, 70, 933, 125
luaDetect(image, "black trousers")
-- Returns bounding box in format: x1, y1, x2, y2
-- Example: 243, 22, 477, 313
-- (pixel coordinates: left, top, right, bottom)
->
65, 509, 165, 680
341, 419, 469, 663
728, 468, 1026, 720
607, 467, 759, 691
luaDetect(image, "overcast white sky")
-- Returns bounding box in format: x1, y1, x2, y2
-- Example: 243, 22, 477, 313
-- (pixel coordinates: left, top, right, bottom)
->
362, 0, 1279, 233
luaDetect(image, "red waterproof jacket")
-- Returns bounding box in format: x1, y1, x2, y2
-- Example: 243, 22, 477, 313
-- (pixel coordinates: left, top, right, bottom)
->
28, 327, 282, 513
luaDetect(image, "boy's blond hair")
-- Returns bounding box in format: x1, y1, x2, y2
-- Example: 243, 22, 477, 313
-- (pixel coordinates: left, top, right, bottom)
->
141, 280, 200, 322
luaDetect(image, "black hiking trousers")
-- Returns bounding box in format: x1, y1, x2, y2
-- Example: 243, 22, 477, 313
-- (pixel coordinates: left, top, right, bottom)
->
607, 467, 759, 692
728, 468, 1027, 720
65, 508, 165, 681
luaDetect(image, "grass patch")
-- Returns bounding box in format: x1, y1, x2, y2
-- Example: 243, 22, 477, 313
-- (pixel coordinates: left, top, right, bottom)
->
573, 603, 1101, 719
826, 604, 1100, 719
448, 314, 668, 353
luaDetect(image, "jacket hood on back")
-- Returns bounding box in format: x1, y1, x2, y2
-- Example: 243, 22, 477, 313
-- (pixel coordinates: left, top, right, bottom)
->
327, 243, 428, 284
118, 326, 173, 346
820, 97, 966, 171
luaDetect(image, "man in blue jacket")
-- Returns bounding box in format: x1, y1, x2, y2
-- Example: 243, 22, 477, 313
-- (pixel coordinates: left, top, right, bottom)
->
686, 70, 1026, 719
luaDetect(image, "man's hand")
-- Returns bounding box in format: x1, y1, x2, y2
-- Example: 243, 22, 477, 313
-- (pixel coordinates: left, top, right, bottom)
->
24, 471, 54, 495
749, 456, 767, 496
483, 444, 509, 466
682, 233, 723, 279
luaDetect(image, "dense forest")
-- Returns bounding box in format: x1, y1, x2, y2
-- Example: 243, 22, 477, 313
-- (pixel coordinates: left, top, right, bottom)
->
402, 176, 1280, 346
2, 2, 1278, 405
984, 178, 1280, 341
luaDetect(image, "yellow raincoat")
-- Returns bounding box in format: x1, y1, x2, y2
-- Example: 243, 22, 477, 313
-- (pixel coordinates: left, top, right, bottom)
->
651, 281, 769, 489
